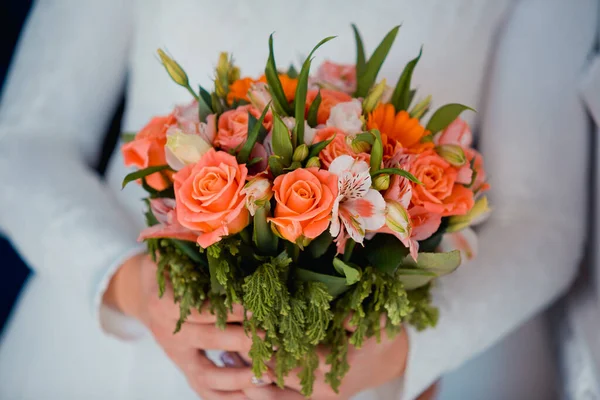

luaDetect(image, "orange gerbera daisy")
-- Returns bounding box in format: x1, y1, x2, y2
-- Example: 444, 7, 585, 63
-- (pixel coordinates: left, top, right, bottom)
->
228, 74, 298, 105
367, 103, 429, 149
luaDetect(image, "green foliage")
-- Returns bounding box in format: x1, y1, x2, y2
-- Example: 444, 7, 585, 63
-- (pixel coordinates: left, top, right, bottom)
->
308, 135, 335, 160
272, 113, 294, 166
407, 285, 439, 331
299, 351, 320, 397
252, 205, 279, 254
365, 234, 410, 274
294, 36, 336, 147
372, 167, 422, 185
333, 258, 361, 285
307, 90, 322, 127
307, 231, 333, 258
304, 283, 333, 344
351, 24, 367, 78
390, 47, 423, 111
237, 105, 271, 163
287, 64, 299, 79
122, 165, 172, 189
369, 129, 383, 173
355, 26, 400, 97
426, 103, 475, 134
121, 132, 136, 143
265, 34, 292, 115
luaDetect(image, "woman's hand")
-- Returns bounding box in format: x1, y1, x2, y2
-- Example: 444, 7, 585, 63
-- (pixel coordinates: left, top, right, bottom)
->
103, 253, 278, 400
242, 323, 409, 400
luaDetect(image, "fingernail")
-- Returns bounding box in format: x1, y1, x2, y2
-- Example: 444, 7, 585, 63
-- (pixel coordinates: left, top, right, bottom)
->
251, 375, 271, 387
220, 352, 240, 367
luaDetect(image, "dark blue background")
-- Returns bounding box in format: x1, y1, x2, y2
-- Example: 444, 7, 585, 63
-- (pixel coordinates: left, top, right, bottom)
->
0, 1, 34, 336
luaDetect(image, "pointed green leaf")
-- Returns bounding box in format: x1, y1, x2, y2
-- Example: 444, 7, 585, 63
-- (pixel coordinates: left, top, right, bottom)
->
296, 268, 351, 298
237, 104, 271, 163
353, 132, 375, 145
426, 104, 475, 134
307, 135, 335, 160
333, 258, 361, 285
198, 85, 214, 119
294, 36, 336, 147
171, 239, 205, 265
365, 233, 410, 274
252, 206, 279, 255
268, 155, 285, 177
247, 157, 263, 167
272, 113, 293, 165
307, 90, 322, 127
355, 25, 400, 97
287, 64, 299, 79
122, 165, 171, 189
307, 231, 333, 258
402, 250, 462, 276
265, 34, 292, 115
369, 129, 383, 173
390, 47, 422, 111
395, 268, 437, 290
372, 167, 422, 185
352, 24, 367, 78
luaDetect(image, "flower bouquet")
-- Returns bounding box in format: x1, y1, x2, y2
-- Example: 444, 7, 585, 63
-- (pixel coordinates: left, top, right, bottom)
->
121, 25, 490, 397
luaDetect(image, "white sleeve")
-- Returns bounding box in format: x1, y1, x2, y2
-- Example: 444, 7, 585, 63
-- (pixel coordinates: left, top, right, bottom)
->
0, 1, 145, 338
401, 0, 598, 398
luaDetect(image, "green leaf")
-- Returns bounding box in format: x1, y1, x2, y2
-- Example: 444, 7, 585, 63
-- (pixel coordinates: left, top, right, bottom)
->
237, 104, 271, 163
171, 239, 204, 265
198, 85, 213, 119
206, 251, 228, 295
307, 231, 333, 258
390, 46, 422, 111
286, 64, 299, 79
395, 269, 437, 290
271, 113, 293, 165
268, 155, 285, 177
369, 129, 383, 173
296, 268, 351, 298
122, 165, 171, 189
333, 258, 361, 285
403, 250, 462, 276
247, 157, 263, 167
307, 135, 335, 160
294, 36, 336, 147
353, 132, 375, 145
121, 132, 136, 143
355, 25, 400, 98
372, 167, 422, 185
265, 34, 292, 115
426, 103, 475, 134
252, 206, 279, 255
365, 234, 410, 274
307, 90, 322, 127
352, 24, 367, 78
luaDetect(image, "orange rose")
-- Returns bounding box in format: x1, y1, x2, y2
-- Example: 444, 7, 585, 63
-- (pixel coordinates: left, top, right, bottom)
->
269, 168, 338, 242
306, 89, 352, 125
173, 149, 250, 248
313, 127, 370, 168
122, 114, 176, 191
409, 150, 474, 216
214, 105, 273, 151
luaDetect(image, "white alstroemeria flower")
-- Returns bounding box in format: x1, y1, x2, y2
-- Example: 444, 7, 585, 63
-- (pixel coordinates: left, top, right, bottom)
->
326, 99, 363, 135
165, 126, 213, 170
329, 155, 386, 244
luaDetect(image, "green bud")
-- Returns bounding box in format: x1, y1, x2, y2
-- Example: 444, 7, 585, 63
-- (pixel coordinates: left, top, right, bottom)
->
157, 49, 190, 88
409, 95, 432, 119
288, 161, 302, 170
362, 79, 387, 114
435, 144, 467, 167
306, 156, 321, 169
447, 196, 490, 232
351, 137, 372, 153
215, 52, 235, 98
372, 174, 390, 191
293, 144, 309, 162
